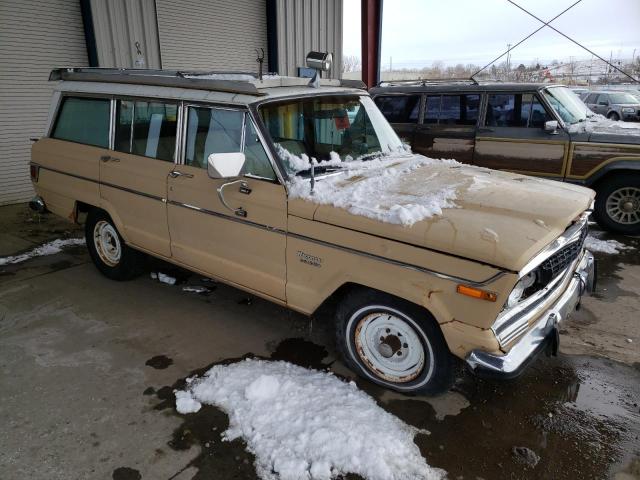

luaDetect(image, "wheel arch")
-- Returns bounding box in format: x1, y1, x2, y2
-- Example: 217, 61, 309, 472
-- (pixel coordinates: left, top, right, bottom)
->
75, 200, 130, 243
584, 162, 640, 188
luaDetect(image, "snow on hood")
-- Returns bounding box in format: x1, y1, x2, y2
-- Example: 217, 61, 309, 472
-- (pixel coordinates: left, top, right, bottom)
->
288, 153, 464, 226
568, 114, 640, 136
175, 359, 445, 480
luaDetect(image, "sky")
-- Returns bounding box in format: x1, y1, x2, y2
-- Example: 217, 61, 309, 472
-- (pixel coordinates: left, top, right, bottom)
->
343, 0, 640, 69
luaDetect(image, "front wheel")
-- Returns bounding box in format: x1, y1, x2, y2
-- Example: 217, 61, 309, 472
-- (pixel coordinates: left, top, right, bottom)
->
607, 111, 620, 121
593, 174, 640, 235
336, 289, 455, 395
85, 209, 144, 280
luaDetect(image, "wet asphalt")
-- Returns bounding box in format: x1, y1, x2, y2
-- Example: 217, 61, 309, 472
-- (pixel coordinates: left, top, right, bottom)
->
0, 204, 638, 480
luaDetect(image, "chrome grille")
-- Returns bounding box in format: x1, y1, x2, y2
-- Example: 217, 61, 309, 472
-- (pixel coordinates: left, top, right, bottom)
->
538, 225, 588, 283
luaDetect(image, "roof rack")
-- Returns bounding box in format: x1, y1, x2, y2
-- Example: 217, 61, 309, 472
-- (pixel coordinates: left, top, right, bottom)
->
377, 77, 481, 87
49, 68, 267, 96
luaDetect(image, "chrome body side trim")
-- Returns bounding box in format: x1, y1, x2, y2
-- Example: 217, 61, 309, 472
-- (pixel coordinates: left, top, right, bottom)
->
466, 250, 595, 378
33, 163, 507, 287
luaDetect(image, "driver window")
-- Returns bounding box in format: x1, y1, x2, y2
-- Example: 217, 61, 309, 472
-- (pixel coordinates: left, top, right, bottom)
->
243, 120, 276, 180
185, 107, 243, 169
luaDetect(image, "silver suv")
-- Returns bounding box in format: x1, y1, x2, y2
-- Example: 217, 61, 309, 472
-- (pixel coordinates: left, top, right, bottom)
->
584, 91, 640, 121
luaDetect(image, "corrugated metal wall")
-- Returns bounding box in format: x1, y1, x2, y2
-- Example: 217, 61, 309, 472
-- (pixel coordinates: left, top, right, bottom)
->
275, 0, 343, 79
90, 0, 161, 68
0, 0, 88, 206
155, 0, 269, 72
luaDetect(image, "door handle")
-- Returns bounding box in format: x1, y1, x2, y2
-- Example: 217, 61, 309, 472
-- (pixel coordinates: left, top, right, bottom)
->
100, 155, 120, 162
217, 179, 249, 217
169, 170, 194, 179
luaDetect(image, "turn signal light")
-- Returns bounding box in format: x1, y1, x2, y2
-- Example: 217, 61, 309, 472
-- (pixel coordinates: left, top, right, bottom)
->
456, 285, 497, 302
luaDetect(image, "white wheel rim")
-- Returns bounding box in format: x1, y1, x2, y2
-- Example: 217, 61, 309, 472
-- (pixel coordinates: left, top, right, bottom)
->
606, 187, 640, 225
93, 220, 121, 267
353, 310, 427, 383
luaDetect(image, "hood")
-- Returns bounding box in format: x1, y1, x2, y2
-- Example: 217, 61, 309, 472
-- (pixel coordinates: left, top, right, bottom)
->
289, 155, 594, 271
569, 115, 640, 144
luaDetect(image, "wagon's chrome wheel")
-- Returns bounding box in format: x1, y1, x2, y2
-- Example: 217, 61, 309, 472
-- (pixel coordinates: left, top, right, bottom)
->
353, 309, 429, 383
605, 187, 640, 225
93, 220, 122, 267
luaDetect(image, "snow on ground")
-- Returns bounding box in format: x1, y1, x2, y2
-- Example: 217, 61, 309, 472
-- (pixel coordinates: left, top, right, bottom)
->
175, 359, 445, 480
584, 235, 632, 254
182, 285, 210, 294
150, 272, 177, 285
288, 152, 461, 226
0, 238, 85, 266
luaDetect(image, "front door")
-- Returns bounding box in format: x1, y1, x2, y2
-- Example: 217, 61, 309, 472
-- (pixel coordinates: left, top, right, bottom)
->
473, 92, 569, 179
100, 99, 177, 257
166, 105, 287, 300
412, 94, 480, 164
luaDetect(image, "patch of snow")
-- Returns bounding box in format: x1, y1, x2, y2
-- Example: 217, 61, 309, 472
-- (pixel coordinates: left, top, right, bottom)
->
584, 235, 632, 254
185, 73, 256, 81
569, 114, 640, 135
182, 286, 210, 294
0, 238, 85, 266
175, 359, 444, 480
288, 152, 462, 226
150, 272, 177, 285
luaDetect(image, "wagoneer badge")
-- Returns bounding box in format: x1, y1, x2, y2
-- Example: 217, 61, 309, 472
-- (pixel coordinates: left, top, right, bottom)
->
297, 251, 322, 267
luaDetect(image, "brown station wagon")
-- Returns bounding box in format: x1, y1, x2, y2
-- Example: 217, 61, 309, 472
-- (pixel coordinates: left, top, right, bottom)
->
30, 67, 595, 395
371, 81, 640, 235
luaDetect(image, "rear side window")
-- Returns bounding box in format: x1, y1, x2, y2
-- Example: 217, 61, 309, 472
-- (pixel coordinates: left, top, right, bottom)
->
114, 99, 177, 161
439, 95, 481, 125
52, 97, 110, 148
374, 95, 420, 123
585, 93, 598, 103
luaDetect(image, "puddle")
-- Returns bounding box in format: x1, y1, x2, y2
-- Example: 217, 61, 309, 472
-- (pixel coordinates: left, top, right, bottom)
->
269, 337, 331, 370
112, 467, 141, 480
145, 355, 173, 370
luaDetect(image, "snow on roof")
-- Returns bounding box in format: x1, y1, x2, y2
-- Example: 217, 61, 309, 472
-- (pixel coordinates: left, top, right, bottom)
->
287, 152, 463, 226
175, 358, 445, 480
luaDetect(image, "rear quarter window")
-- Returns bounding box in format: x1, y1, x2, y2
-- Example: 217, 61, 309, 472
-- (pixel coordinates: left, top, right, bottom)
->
52, 97, 110, 148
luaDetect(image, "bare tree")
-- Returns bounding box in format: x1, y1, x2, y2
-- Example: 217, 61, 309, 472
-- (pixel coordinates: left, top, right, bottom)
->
342, 55, 361, 73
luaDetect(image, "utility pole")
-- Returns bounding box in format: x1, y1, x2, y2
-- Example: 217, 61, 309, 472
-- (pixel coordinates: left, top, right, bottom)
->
506, 43, 511, 80
390, 56, 392, 72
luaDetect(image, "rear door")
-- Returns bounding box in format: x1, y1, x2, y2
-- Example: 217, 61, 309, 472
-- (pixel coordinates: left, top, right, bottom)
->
412, 93, 480, 164
473, 92, 569, 179
166, 105, 287, 300
100, 98, 177, 257
373, 94, 421, 146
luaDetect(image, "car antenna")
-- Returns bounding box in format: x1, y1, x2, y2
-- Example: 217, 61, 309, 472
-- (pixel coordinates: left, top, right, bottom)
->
255, 48, 265, 81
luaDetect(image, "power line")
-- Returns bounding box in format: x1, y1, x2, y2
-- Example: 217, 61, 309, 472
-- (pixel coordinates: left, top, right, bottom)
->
506, 0, 638, 83
471, 0, 582, 79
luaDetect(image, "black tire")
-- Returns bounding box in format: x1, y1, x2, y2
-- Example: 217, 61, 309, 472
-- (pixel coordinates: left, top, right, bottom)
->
336, 288, 455, 395
85, 209, 144, 280
593, 173, 640, 235
607, 111, 620, 121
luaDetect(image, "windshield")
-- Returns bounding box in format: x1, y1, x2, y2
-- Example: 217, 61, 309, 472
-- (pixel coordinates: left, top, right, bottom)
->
609, 92, 638, 104
541, 86, 588, 124
259, 95, 404, 175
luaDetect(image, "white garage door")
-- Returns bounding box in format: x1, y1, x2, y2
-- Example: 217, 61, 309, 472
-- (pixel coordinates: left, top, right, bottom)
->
156, 0, 268, 72
0, 0, 88, 205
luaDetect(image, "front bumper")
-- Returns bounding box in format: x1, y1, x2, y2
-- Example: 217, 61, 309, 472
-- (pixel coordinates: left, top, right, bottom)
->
465, 250, 596, 379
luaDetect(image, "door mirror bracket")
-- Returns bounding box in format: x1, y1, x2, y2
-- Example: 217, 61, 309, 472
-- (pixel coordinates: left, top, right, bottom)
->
217, 179, 249, 217
207, 152, 246, 179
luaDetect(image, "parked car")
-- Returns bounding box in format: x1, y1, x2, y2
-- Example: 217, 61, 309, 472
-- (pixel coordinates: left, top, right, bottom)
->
571, 87, 589, 98
31, 67, 595, 394
371, 81, 640, 234
583, 90, 640, 121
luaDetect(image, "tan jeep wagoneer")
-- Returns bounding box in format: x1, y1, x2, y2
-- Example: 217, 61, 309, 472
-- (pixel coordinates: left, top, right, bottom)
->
30, 66, 596, 394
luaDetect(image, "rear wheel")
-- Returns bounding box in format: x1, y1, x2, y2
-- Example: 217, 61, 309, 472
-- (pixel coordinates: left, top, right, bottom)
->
85, 210, 144, 280
593, 174, 640, 235
336, 288, 455, 395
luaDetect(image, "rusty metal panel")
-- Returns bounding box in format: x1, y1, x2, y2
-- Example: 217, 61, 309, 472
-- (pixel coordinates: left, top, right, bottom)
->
90, 0, 161, 69
275, 0, 343, 79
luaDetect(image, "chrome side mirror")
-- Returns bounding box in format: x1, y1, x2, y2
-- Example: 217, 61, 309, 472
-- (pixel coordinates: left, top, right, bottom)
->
207, 152, 246, 179
544, 120, 559, 134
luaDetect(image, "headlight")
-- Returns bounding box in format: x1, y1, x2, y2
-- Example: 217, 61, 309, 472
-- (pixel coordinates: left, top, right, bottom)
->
505, 271, 537, 308
622, 107, 635, 113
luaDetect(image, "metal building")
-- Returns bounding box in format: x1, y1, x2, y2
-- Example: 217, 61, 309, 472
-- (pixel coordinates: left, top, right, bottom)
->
0, 0, 343, 206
